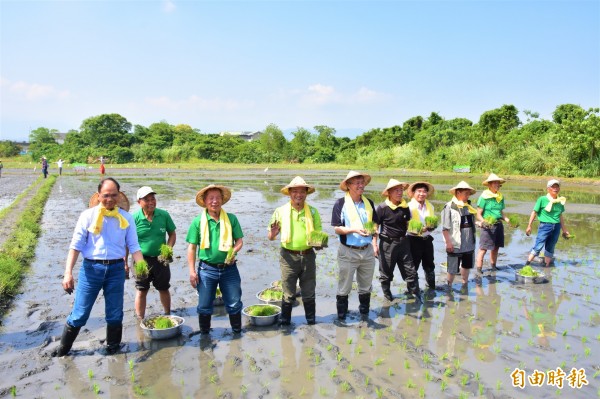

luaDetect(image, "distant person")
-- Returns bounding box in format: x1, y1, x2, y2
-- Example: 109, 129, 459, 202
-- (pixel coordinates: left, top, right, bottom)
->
267, 176, 322, 326
100, 156, 106, 175
41, 156, 49, 178
53, 177, 143, 357
376, 179, 421, 302
0, 160, 3, 178
331, 171, 379, 324
475, 173, 511, 273
525, 179, 570, 267
441, 181, 477, 290
407, 181, 437, 291
133, 186, 177, 320
56, 159, 64, 176
187, 184, 244, 335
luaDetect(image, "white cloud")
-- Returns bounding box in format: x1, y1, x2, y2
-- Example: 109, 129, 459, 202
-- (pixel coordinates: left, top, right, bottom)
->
1, 77, 71, 101
298, 84, 389, 106
163, 0, 176, 13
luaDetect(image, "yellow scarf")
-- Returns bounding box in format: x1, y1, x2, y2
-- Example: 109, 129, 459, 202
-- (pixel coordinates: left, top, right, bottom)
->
385, 198, 408, 210
451, 196, 477, 214
344, 192, 373, 229
88, 205, 129, 235
480, 189, 503, 203
544, 193, 566, 212
279, 202, 314, 244
200, 209, 233, 252
409, 198, 434, 221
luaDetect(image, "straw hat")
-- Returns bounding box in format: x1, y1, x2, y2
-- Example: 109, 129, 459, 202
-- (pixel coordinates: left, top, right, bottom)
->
482, 173, 506, 186
381, 179, 409, 197
89, 192, 130, 212
339, 170, 372, 191
449, 181, 476, 196
407, 181, 435, 198
281, 176, 315, 195
195, 184, 232, 207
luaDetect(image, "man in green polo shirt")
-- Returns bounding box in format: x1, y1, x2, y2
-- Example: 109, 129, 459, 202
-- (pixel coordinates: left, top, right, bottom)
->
268, 176, 323, 326
525, 179, 570, 267
133, 186, 176, 319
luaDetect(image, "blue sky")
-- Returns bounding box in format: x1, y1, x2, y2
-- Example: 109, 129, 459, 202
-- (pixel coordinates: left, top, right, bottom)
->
1, 0, 598, 142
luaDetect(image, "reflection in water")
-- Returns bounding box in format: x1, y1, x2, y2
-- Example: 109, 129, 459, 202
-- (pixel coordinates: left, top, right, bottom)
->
522, 277, 566, 348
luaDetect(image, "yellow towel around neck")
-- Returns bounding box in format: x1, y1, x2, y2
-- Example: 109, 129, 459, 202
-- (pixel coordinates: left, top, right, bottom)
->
480, 189, 503, 203
385, 198, 408, 210
451, 196, 477, 214
280, 201, 314, 244
88, 205, 129, 235
200, 209, 232, 252
409, 198, 435, 221
544, 193, 566, 212
344, 192, 373, 229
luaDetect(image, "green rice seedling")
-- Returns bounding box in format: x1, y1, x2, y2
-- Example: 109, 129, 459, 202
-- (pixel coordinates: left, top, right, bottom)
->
307, 230, 329, 247
408, 219, 423, 235
131, 371, 135, 382
562, 232, 576, 240
258, 288, 284, 302
341, 381, 351, 392
224, 247, 236, 265
354, 345, 363, 355
514, 344, 521, 352
246, 305, 280, 316
326, 344, 333, 351
406, 379, 416, 388
404, 360, 410, 369
482, 215, 497, 228
422, 353, 431, 364
425, 370, 433, 381
314, 354, 322, 365
474, 372, 480, 381
582, 336, 588, 343
319, 387, 328, 396
441, 352, 449, 360
306, 370, 314, 381
454, 357, 461, 370
347, 337, 353, 344
440, 380, 448, 391
388, 367, 393, 376
534, 356, 540, 363
158, 244, 173, 265
518, 265, 539, 277
444, 368, 453, 377
92, 383, 100, 395
364, 376, 370, 387
496, 380, 502, 391
128, 359, 134, 371
209, 374, 218, 384
376, 387, 384, 398
478, 383, 485, 395
10, 386, 16, 397
374, 357, 384, 366
133, 385, 148, 396
135, 260, 149, 278
154, 316, 174, 329
508, 215, 520, 228
584, 347, 591, 357
305, 347, 314, 356
461, 375, 469, 386
348, 364, 354, 372
88, 369, 94, 379
425, 215, 439, 230
363, 221, 377, 235
419, 387, 425, 398
459, 392, 469, 399
241, 384, 248, 394
329, 368, 337, 378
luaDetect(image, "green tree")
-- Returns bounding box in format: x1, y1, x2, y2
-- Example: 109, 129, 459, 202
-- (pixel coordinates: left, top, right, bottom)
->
79, 114, 133, 148
258, 124, 288, 162
0, 141, 21, 157
552, 104, 586, 124
477, 104, 520, 145
290, 127, 315, 162
29, 127, 59, 160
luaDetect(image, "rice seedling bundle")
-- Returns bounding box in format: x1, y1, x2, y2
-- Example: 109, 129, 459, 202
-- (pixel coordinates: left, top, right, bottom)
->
158, 244, 173, 265
135, 260, 149, 278
482, 216, 497, 229
563, 232, 576, 240
308, 231, 329, 247
215, 287, 222, 298
519, 266, 539, 277
363, 221, 377, 235
508, 215, 520, 228
408, 219, 423, 235
260, 288, 284, 301
247, 305, 280, 317
424, 216, 439, 230
224, 247, 236, 264
144, 315, 176, 329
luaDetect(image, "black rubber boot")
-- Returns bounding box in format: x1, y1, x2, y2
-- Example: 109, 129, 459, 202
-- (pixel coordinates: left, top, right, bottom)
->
52, 323, 81, 357
336, 295, 349, 321
381, 281, 394, 301
106, 324, 122, 354
229, 313, 242, 334
425, 272, 436, 290
358, 293, 371, 321
199, 314, 211, 334
279, 301, 293, 326
303, 300, 316, 325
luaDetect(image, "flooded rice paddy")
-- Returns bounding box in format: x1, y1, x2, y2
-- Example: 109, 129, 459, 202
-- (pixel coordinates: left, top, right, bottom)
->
0, 167, 599, 398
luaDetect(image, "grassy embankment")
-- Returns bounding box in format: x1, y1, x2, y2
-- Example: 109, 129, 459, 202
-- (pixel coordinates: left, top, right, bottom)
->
0, 175, 56, 312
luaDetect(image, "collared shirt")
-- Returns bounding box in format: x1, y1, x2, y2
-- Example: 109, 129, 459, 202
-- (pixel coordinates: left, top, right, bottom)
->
408, 200, 432, 237
269, 203, 322, 251
133, 208, 176, 257
375, 201, 410, 239
476, 196, 505, 220
331, 197, 379, 247
185, 211, 244, 264
533, 196, 564, 223
70, 206, 141, 259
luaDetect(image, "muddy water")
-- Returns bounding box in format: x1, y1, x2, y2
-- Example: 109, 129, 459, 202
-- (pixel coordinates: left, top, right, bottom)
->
0, 169, 599, 398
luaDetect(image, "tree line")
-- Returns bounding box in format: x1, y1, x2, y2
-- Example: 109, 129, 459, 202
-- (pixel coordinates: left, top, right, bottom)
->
1, 103, 598, 177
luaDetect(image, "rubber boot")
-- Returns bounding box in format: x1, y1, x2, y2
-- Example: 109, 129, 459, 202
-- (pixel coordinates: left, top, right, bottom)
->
199, 314, 211, 334
303, 300, 316, 325
279, 300, 293, 326
336, 295, 348, 321
52, 323, 81, 357
229, 313, 242, 334
380, 281, 393, 301
425, 272, 436, 290
358, 293, 371, 321
106, 324, 122, 354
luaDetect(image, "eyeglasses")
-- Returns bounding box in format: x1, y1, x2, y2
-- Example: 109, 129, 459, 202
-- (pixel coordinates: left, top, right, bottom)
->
101, 193, 119, 199
349, 181, 366, 186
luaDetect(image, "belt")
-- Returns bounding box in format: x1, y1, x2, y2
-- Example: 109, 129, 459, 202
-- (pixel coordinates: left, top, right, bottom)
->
85, 258, 123, 265
342, 243, 369, 250
379, 235, 405, 242
282, 247, 314, 255
201, 260, 229, 269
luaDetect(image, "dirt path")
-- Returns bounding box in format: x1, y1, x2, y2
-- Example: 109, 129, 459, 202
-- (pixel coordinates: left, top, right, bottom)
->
0, 174, 42, 248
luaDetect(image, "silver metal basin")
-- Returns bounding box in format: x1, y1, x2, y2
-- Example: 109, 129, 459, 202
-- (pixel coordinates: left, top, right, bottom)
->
140, 315, 185, 340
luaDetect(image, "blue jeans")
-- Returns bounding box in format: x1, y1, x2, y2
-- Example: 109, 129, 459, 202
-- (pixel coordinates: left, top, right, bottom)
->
67, 259, 125, 327
196, 261, 242, 315
530, 222, 561, 258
